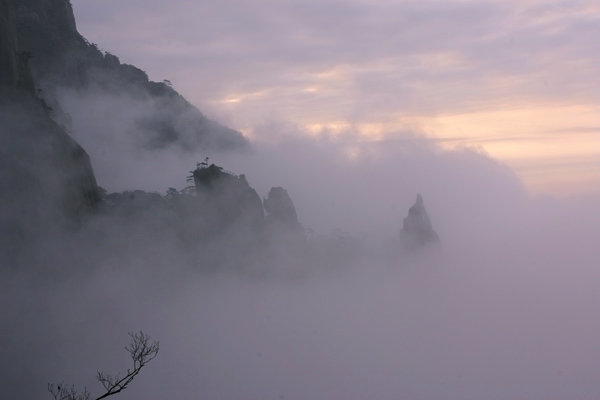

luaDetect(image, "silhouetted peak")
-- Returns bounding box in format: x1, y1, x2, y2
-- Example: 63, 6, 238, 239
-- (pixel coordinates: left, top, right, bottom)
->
191, 163, 264, 233
416, 193, 423, 207
264, 187, 298, 227
400, 194, 440, 253
13, 0, 250, 152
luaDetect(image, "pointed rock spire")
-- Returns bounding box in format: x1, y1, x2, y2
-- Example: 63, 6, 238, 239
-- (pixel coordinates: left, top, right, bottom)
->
400, 194, 440, 252
264, 187, 299, 228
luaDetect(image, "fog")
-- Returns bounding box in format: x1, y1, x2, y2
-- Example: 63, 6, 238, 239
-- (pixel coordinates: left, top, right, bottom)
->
2, 103, 600, 400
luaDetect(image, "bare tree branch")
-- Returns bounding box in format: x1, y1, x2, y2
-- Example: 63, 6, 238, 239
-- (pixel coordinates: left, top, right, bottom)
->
48, 332, 159, 400
47, 382, 90, 400
95, 331, 159, 400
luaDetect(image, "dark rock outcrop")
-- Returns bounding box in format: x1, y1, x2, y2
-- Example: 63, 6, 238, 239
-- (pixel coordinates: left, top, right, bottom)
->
13, 0, 249, 151
264, 187, 299, 228
399, 194, 440, 253
192, 164, 264, 235
259, 186, 307, 276
1, 0, 100, 266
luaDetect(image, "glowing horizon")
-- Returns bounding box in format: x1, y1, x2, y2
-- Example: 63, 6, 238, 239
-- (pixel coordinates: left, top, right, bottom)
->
72, 0, 600, 196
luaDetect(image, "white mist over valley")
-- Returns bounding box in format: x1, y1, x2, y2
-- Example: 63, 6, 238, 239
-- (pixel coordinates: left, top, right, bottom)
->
1, 1, 599, 400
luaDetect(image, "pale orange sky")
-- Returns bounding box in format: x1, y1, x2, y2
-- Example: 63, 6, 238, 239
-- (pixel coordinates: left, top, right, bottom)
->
73, 0, 600, 196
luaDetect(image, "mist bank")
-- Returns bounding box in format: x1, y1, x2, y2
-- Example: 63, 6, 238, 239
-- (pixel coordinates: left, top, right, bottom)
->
3, 118, 600, 399
2, 184, 599, 400
3, 1, 600, 398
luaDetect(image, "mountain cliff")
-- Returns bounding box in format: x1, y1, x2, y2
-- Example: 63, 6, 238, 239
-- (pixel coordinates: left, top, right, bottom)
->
1, 0, 100, 266
13, 0, 248, 151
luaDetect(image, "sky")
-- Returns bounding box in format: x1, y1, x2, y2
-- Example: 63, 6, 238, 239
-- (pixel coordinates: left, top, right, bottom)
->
70, 0, 600, 196
3, 2, 600, 399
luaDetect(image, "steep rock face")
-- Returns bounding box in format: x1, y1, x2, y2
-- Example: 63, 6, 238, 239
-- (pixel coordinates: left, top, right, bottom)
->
1, 0, 100, 266
192, 164, 264, 235
0, 0, 20, 86
0, 90, 99, 219
0, 0, 35, 92
399, 194, 440, 253
13, 0, 249, 151
258, 186, 305, 277
263, 187, 299, 228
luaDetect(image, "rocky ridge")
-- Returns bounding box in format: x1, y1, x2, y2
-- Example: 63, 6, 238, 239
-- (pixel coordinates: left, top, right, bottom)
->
13, 0, 249, 151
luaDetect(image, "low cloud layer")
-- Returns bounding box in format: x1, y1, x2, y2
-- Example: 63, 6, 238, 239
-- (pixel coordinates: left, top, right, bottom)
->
3, 119, 600, 399
3, 2, 599, 399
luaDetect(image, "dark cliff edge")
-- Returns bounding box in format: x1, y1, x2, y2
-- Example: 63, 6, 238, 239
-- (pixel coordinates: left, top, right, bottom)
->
1, 0, 100, 267
13, 0, 249, 152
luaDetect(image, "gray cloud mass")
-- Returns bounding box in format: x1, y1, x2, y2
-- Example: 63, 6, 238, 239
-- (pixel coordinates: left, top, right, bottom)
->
3, 121, 600, 398
2, 2, 599, 400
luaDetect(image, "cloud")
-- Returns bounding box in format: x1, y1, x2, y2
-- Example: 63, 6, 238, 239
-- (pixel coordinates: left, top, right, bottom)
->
72, 0, 600, 116
69, 0, 600, 194
3, 2, 600, 399
2, 114, 600, 398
